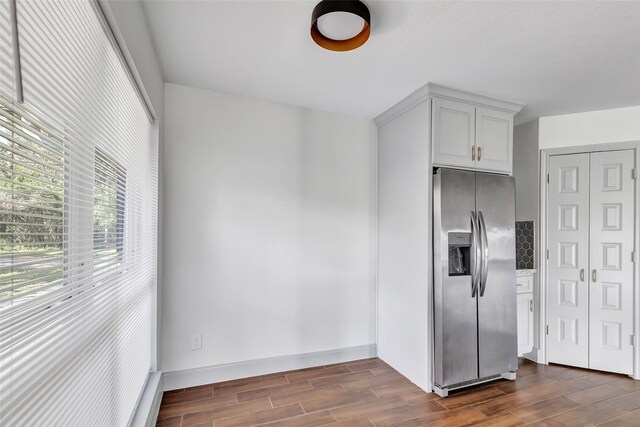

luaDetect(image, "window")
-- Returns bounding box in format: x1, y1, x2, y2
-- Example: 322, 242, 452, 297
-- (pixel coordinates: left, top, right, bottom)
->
0, 1, 158, 425
0, 98, 65, 308
93, 148, 125, 266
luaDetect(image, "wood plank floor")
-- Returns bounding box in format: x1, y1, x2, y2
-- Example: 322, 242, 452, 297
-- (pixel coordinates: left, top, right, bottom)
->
156, 358, 640, 427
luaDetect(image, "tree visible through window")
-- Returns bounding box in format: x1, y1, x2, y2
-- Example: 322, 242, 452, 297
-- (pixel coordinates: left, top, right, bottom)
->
0, 100, 127, 307
0, 100, 65, 306
93, 149, 125, 270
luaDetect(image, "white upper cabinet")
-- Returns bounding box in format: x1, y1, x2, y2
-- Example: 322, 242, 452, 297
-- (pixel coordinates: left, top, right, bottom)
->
475, 107, 513, 174
375, 83, 523, 175
432, 100, 514, 174
432, 98, 476, 170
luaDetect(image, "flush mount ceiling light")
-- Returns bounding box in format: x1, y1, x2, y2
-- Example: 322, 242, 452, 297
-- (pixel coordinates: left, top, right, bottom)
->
311, 0, 370, 52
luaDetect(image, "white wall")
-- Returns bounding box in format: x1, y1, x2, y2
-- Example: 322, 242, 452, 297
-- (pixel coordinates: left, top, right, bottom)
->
513, 119, 541, 358
539, 106, 640, 149
162, 83, 377, 381
513, 120, 539, 223
377, 101, 431, 392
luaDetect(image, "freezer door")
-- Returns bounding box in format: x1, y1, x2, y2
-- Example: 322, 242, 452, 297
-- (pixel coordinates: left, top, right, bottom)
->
475, 172, 518, 377
433, 168, 479, 387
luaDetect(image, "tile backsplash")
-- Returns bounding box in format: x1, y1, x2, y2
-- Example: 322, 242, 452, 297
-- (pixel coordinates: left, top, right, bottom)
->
516, 221, 535, 270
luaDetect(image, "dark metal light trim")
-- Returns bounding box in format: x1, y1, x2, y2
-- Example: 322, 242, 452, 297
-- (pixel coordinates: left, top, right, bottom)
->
311, 0, 370, 52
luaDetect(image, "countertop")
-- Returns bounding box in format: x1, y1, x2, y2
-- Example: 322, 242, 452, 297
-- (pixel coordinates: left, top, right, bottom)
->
516, 269, 536, 276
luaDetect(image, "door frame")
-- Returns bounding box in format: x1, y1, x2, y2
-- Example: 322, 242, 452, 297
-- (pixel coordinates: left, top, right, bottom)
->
540, 140, 640, 379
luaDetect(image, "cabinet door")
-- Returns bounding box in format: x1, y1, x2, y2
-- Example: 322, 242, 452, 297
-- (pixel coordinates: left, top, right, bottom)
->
432, 98, 476, 169
475, 107, 513, 174
517, 293, 534, 356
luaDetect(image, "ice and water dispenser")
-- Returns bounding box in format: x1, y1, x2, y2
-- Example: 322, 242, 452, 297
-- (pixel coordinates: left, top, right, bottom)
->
448, 232, 472, 276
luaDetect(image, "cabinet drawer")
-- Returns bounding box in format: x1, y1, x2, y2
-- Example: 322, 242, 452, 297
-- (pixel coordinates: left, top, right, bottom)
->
516, 274, 533, 293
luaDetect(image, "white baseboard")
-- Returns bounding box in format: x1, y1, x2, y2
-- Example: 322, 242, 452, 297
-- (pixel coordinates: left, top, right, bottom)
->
129, 371, 163, 427
523, 350, 537, 364
522, 348, 545, 365
163, 344, 377, 391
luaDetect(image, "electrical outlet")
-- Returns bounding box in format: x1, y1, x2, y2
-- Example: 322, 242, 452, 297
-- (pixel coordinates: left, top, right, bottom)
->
191, 333, 202, 350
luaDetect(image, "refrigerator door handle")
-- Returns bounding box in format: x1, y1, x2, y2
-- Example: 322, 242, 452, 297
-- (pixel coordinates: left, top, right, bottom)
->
471, 211, 480, 297
478, 211, 489, 297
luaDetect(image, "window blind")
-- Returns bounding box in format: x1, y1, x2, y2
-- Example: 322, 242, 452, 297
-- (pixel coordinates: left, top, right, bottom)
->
0, 0, 14, 97
0, 1, 158, 426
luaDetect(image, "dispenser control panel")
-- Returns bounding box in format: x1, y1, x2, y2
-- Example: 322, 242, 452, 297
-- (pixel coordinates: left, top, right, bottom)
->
448, 232, 471, 276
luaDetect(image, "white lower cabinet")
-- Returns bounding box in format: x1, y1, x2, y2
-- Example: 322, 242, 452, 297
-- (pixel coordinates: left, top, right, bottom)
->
517, 292, 534, 356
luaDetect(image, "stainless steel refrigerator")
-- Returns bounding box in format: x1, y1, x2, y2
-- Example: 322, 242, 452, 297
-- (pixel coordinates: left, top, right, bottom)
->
433, 168, 517, 397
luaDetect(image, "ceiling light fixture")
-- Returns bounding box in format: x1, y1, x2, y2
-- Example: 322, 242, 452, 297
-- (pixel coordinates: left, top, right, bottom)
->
311, 0, 370, 52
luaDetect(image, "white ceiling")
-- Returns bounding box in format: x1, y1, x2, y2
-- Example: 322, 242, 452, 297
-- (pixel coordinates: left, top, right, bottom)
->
142, 0, 640, 124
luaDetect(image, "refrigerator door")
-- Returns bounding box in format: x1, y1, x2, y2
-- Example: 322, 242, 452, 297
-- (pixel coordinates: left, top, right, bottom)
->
475, 172, 518, 377
433, 168, 479, 387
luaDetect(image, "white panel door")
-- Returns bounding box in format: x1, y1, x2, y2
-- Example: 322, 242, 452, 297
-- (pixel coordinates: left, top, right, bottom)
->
547, 154, 590, 368
588, 150, 635, 374
475, 107, 513, 174
432, 98, 476, 169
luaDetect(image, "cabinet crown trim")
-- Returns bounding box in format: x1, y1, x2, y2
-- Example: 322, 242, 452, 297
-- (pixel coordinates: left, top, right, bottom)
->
374, 82, 524, 127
